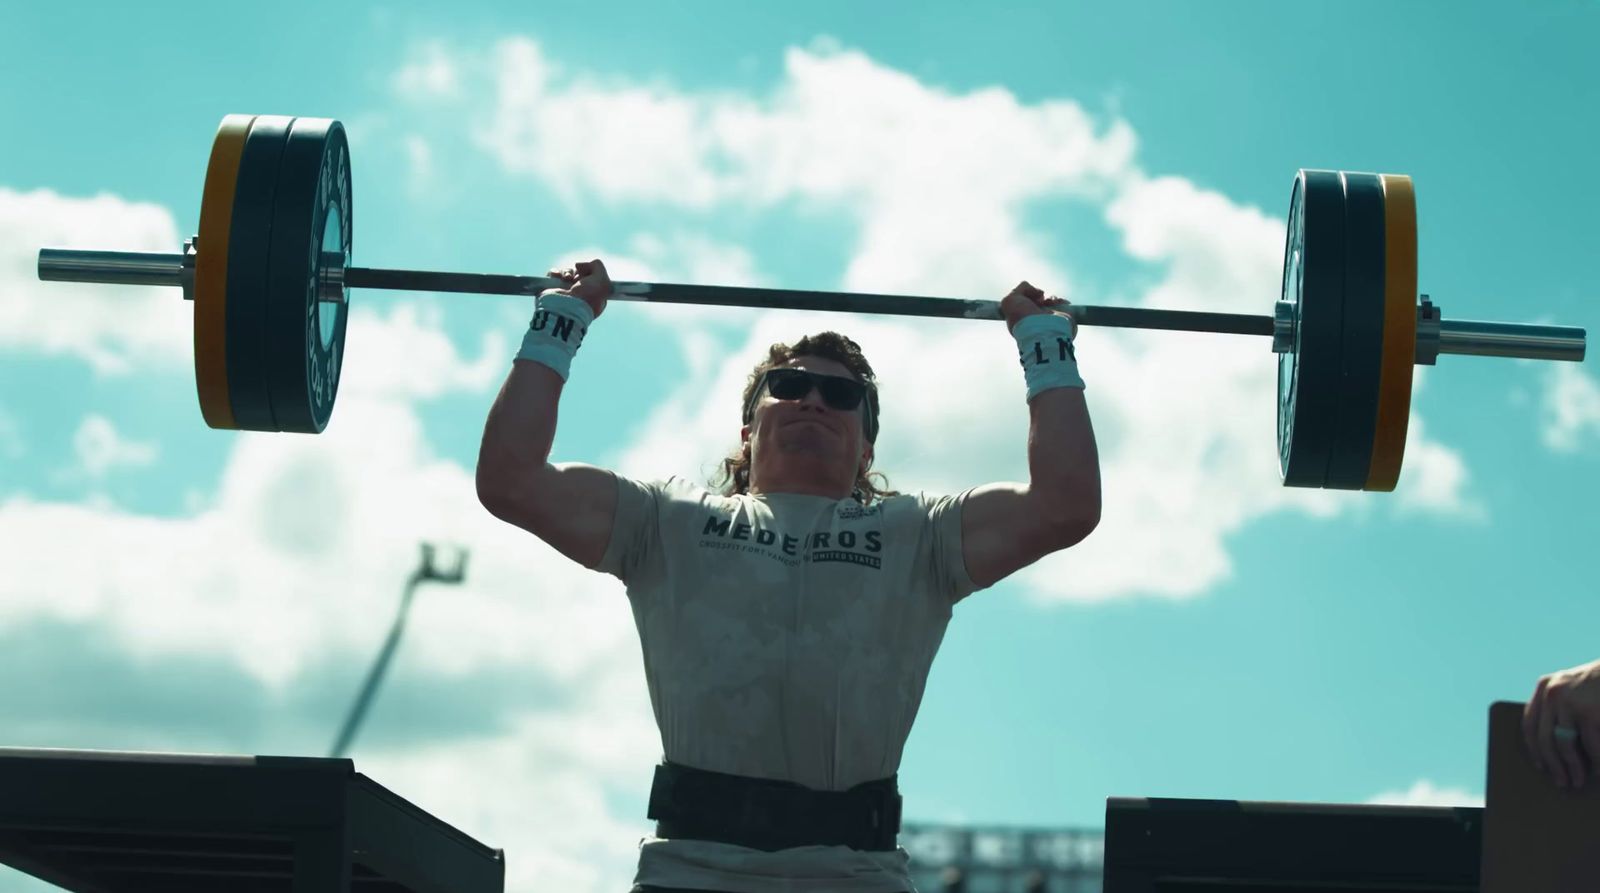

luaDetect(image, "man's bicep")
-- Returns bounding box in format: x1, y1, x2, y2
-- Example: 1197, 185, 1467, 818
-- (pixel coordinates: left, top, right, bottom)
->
957, 482, 1084, 591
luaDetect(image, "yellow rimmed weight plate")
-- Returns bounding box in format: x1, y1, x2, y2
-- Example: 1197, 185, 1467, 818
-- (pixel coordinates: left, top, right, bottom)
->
1365, 174, 1417, 491
194, 114, 256, 430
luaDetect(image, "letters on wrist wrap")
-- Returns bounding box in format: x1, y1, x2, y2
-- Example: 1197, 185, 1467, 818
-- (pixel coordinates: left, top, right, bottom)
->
1013, 313, 1085, 399
516, 292, 594, 380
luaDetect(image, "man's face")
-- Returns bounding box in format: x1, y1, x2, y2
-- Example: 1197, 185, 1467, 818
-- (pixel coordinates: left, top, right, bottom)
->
742, 356, 873, 482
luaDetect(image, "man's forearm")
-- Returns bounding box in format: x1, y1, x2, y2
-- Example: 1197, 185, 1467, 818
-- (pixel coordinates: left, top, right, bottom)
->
1026, 386, 1101, 526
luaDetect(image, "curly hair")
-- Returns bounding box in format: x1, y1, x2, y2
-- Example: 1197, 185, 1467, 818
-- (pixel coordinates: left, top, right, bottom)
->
711, 331, 900, 505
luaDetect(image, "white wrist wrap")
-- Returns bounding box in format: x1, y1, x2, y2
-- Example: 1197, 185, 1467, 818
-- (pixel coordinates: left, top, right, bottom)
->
1013, 313, 1085, 399
516, 293, 594, 381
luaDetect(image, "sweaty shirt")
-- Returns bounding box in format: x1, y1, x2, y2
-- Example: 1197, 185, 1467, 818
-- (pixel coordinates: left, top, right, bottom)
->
597, 475, 981, 893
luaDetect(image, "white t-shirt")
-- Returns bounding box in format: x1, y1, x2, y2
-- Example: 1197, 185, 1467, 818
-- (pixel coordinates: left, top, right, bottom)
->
597, 475, 980, 893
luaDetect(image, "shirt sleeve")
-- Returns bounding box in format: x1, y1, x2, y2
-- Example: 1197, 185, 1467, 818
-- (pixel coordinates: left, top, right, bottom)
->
596, 473, 665, 583
920, 488, 980, 604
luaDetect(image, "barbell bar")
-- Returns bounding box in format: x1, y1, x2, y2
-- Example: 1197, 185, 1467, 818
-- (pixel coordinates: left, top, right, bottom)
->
33, 114, 1588, 493
37, 247, 1587, 362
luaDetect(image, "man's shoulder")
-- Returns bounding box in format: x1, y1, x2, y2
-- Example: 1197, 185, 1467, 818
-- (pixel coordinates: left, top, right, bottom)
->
870, 487, 977, 519
620, 474, 722, 504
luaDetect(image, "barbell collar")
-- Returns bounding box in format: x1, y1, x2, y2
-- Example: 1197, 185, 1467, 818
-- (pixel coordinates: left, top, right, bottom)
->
181, 237, 197, 304
1273, 300, 1297, 353
35, 246, 1587, 362
1416, 294, 1442, 365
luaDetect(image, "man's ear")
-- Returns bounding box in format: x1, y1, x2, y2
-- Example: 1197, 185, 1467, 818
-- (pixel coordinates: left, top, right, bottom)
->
860, 441, 874, 474
741, 424, 751, 445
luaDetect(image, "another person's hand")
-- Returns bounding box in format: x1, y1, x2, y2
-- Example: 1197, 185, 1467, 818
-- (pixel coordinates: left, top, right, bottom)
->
544, 259, 613, 320
1000, 281, 1075, 335
1523, 657, 1600, 789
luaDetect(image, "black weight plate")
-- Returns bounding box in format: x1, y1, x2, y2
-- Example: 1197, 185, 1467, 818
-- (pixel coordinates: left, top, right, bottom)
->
265, 117, 351, 434
1325, 172, 1386, 489
1277, 170, 1347, 488
224, 115, 295, 432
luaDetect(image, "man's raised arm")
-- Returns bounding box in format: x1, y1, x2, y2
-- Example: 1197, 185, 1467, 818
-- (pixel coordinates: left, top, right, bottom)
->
476, 260, 619, 570
959, 282, 1102, 591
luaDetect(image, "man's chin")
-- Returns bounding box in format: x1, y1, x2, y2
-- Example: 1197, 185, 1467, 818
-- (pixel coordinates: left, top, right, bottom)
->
773, 436, 844, 459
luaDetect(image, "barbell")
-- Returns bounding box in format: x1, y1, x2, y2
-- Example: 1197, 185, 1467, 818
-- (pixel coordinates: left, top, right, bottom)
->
36, 114, 1587, 492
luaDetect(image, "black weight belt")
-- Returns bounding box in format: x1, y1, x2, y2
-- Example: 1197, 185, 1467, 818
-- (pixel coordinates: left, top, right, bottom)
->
647, 760, 902, 852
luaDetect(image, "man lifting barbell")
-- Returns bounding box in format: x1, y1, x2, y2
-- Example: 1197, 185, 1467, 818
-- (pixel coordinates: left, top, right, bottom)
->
475, 259, 1101, 893
23, 113, 1598, 890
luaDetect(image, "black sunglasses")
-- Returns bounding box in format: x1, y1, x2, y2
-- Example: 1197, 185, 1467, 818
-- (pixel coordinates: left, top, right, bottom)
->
744, 368, 878, 440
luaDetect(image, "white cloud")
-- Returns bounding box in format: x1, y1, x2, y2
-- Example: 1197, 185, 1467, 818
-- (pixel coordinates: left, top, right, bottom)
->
1104, 173, 1283, 316
1365, 779, 1483, 807
471, 38, 1130, 304
1541, 362, 1600, 453
71, 415, 157, 479
393, 41, 462, 99
0, 302, 595, 690
0, 187, 189, 374
1394, 414, 1485, 521
470, 37, 1134, 209
1367, 368, 1485, 522
338, 302, 508, 402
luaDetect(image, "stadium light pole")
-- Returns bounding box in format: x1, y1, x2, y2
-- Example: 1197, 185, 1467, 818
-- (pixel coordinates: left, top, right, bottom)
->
329, 542, 469, 758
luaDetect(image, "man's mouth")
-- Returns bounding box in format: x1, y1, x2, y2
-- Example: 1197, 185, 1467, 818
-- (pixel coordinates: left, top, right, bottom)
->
785, 417, 832, 431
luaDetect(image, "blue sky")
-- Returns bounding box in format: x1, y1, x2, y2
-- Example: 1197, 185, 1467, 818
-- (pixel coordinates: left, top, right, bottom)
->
2, 2, 1597, 890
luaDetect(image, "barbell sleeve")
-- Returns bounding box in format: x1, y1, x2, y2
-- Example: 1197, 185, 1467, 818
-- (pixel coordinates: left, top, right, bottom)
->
38, 248, 185, 288
1435, 320, 1587, 362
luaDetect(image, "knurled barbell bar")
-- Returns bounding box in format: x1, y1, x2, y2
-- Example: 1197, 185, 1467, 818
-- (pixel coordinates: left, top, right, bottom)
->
35, 114, 1588, 492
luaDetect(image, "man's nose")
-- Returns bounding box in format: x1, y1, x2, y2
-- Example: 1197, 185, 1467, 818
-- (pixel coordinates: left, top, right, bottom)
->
797, 387, 828, 409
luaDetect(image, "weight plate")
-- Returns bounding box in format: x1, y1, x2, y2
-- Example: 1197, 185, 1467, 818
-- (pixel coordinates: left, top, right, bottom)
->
1324, 172, 1387, 489
194, 114, 255, 430
264, 117, 350, 434
1365, 175, 1417, 491
224, 115, 295, 431
1277, 170, 1347, 488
